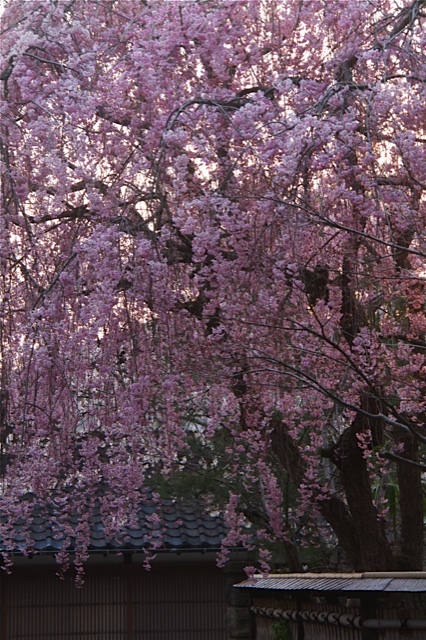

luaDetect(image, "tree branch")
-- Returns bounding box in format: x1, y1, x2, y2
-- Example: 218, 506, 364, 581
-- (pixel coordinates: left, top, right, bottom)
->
380, 451, 426, 472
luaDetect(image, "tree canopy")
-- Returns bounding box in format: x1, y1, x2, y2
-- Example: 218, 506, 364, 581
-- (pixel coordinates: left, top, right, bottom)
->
1, 0, 426, 574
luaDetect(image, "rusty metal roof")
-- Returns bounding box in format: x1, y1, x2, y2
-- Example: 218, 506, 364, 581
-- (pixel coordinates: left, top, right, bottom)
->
235, 572, 426, 593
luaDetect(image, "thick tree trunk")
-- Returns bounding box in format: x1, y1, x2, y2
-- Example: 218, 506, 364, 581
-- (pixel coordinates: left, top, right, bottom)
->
318, 495, 362, 569
271, 419, 391, 570
396, 433, 423, 570
338, 422, 392, 570
271, 414, 425, 572
283, 540, 303, 573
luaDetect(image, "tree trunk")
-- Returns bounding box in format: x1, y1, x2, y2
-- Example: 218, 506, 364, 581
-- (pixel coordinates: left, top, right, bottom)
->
396, 432, 423, 570
318, 495, 362, 569
338, 422, 392, 570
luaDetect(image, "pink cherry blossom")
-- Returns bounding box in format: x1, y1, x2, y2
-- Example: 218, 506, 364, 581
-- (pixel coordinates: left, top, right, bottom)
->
1, 0, 425, 575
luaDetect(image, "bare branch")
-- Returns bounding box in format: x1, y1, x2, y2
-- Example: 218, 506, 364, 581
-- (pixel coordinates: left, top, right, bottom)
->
380, 451, 426, 472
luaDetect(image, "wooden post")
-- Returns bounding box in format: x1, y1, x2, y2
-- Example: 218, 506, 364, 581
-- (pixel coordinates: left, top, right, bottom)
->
127, 575, 134, 640
225, 562, 252, 640
361, 594, 378, 640
0, 580, 7, 640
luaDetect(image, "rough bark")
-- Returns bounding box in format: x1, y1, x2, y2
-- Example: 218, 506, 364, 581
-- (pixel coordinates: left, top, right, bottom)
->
318, 495, 362, 570
396, 433, 424, 570
338, 421, 392, 570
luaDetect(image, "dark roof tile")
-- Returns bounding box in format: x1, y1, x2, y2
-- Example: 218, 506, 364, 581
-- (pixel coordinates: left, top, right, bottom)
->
2, 497, 233, 556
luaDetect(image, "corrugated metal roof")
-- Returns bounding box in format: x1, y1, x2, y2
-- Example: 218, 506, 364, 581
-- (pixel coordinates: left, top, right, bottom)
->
235, 573, 426, 593
1, 498, 230, 555
383, 579, 426, 592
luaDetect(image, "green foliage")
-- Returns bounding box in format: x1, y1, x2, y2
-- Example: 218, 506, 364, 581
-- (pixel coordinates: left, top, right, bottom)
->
151, 430, 232, 506
271, 620, 292, 640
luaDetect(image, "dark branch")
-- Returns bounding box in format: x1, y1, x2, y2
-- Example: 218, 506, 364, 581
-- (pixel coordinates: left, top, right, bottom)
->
380, 451, 426, 472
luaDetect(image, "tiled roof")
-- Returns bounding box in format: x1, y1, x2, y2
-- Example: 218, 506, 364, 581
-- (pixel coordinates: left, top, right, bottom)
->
2, 499, 229, 555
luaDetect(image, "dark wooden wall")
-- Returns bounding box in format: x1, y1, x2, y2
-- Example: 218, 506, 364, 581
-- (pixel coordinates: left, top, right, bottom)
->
1, 562, 228, 640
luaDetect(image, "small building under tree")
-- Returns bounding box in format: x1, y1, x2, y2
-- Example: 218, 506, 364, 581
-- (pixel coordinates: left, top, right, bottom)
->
0, 498, 248, 640
234, 572, 426, 640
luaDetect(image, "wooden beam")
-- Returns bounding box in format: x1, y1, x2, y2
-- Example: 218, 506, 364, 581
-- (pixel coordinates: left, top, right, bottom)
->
127, 575, 134, 640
